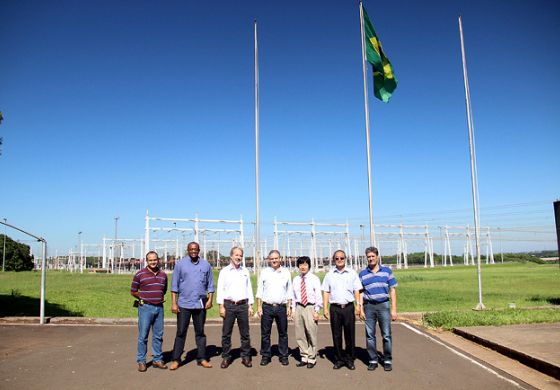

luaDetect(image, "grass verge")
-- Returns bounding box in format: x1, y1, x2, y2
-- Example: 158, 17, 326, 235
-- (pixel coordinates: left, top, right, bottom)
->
423, 308, 560, 330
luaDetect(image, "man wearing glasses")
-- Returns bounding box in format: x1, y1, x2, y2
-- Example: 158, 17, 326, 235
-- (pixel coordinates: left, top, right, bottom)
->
322, 250, 362, 370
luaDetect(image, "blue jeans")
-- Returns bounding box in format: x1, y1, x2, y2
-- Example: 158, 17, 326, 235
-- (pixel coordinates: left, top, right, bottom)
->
364, 301, 392, 364
137, 303, 164, 363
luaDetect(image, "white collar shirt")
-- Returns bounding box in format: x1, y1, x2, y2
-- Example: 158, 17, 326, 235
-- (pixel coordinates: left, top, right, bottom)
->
291, 272, 322, 312
216, 263, 254, 304
256, 266, 292, 304
321, 267, 362, 304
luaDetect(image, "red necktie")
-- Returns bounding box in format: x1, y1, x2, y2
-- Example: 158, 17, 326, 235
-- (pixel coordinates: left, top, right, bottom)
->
301, 275, 308, 306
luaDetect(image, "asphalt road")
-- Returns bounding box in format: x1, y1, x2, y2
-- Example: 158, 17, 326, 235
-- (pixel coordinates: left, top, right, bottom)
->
0, 322, 535, 390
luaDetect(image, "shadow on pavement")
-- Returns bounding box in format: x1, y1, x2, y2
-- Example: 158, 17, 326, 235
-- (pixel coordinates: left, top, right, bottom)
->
0, 293, 83, 317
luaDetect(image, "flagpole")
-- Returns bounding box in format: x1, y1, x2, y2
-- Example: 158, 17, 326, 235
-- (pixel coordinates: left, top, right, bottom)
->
254, 20, 261, 279
458, 15, 485, 310
359, 1, 376, 247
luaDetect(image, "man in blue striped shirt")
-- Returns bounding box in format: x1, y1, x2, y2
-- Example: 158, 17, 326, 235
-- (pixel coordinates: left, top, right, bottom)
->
358, 247, 398, 372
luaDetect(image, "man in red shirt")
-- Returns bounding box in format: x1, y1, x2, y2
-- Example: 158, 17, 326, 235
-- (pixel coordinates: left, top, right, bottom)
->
131, 251, 168, 372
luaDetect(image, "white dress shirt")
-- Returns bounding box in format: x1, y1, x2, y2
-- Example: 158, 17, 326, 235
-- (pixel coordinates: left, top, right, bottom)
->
216, 264, 254, 304
321, 267, 361, 304
256, 266, 292, 304
291, 272, 322, 312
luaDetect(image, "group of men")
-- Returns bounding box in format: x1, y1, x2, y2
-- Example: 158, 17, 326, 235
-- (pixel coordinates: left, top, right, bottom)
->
131, 242, 397, 373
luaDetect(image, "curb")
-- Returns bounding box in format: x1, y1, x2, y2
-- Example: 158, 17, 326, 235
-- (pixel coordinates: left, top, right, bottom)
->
452, 327, 560, 380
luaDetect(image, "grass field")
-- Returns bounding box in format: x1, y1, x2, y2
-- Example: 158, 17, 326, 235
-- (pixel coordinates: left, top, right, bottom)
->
0, 263, 558, 324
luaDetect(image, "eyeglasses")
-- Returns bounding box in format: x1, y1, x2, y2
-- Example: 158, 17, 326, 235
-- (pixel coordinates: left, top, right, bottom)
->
335, 257, 346, 260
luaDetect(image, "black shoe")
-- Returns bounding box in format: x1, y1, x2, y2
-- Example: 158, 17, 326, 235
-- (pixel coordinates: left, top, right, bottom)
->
346, 361, 355, 370
296, 361, 307, 367
384, 363, 392, 371
242, 358, 252, 368
333, 361, 345, 370
220, 359, 231, 369
368, 362, 378, 371
307, 362, 316, 369
280, 358, 289, 366
260, 357, 271, 366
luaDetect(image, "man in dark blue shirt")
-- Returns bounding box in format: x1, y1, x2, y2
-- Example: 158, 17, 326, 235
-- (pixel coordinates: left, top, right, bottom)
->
358, 247, 398, 372
169, 242, 215, 370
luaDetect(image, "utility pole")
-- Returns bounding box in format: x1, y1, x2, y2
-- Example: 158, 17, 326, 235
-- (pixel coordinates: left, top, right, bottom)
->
114, 217, 119, 273
2, 218, 6, 271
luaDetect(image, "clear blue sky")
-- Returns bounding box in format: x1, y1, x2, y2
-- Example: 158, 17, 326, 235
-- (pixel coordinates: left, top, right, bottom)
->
1, 0, 559, 254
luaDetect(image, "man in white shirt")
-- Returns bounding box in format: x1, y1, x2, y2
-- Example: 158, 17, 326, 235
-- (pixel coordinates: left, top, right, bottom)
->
291, 256, 322, 369
216, 246, 255, 368
256, 250, 292, 366
322, 250, 362, 370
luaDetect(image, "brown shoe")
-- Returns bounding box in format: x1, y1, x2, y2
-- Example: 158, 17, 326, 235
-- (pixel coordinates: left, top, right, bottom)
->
241, 358, 252, 368
152, 361, 168, 369
197, 360, 212, 368
169, 361, 180, 370
220, 359, 231, 369
138, 362, 147, 372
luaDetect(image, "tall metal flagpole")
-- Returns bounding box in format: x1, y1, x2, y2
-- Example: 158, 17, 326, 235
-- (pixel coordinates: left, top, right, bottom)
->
458, 15, 485, 310
359, 1, 376, 247
254, 20, 261, 278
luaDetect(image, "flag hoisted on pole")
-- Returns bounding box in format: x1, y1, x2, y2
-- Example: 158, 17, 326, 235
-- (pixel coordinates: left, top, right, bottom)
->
362, 5, 398, 103
359, 1, 397, 247
254, 20, 261, 279
458, 15, 485, 310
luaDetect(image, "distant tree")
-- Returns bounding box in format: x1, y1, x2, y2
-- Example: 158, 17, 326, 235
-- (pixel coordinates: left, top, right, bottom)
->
0, 234, 35, 271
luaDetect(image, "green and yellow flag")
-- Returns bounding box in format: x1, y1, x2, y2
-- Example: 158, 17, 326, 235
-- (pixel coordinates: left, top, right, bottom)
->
363, 7, 397, 102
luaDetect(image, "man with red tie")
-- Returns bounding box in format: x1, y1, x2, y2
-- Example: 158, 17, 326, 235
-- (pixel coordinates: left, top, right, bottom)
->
291, 256, 322, 368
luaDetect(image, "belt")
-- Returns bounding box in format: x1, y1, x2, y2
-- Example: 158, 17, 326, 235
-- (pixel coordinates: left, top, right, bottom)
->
330, 302, 354, 309
263, 302, 286, 307
363, 299, 389, 305
144, 302, 163, 307
224, 299, 248, 305
296, 302, 314, 307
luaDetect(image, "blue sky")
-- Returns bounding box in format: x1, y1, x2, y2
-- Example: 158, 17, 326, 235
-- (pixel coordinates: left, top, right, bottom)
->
1, 0, 559, 255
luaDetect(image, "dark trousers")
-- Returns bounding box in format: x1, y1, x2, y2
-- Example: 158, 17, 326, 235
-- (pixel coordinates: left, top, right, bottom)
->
172, 307, 207, 362
221, 302, 251, 360
260, 304, 288, 358
329, 303, 355, 364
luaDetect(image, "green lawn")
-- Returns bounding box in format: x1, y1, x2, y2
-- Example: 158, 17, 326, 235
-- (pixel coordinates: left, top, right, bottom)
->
0, 263, 558, 321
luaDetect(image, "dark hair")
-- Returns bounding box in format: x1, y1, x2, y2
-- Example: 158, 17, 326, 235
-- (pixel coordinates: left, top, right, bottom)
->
332, 249, 346, 260
145, 250, 159, 260
187, 242, 200, 250
365, 246, 379, 256
296, 256, 311, 266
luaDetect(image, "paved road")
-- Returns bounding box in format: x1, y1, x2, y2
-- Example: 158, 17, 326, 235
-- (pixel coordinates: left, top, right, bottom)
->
0, 322, 535, 390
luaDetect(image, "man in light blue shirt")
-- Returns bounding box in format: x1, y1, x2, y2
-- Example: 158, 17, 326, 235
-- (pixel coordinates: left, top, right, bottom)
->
322, 250, 362, 370
169, 242, 214, 370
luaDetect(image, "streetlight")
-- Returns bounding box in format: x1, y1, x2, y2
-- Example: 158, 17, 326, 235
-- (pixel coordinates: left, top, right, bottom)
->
2, 218, 6, 271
